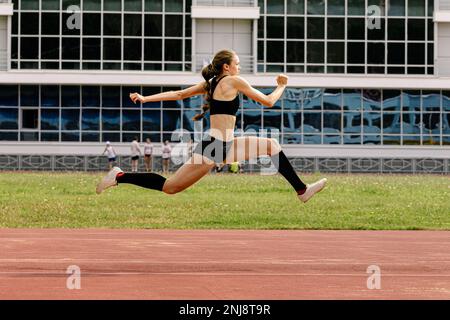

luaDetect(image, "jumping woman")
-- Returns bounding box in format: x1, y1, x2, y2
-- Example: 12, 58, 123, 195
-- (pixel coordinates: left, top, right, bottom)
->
96, 49, 327, 203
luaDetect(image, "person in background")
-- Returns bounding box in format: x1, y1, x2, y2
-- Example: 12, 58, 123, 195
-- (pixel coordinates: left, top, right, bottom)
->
101, 141, 117, 170
130, 137, 141, 173
162, 140, 172, 174
144, 138, 154, 172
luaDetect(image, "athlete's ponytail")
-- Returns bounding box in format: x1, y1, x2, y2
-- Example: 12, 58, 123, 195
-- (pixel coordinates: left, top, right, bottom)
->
192, 49, 235, 121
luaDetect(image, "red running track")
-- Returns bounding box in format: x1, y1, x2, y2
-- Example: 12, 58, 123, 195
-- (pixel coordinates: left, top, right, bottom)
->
0, 229, 449, 300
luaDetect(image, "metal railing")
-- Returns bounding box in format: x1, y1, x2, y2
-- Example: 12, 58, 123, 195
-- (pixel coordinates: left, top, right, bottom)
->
194, 54, 254, 73
438, 0, 450, 10
193, 0, 257, 7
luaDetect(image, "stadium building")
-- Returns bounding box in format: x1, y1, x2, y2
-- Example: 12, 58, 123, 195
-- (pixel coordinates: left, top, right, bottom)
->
0, 0, 449, 173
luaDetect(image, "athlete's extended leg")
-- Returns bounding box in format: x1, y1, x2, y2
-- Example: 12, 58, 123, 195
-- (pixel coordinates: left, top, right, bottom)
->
225, 136, 327, 203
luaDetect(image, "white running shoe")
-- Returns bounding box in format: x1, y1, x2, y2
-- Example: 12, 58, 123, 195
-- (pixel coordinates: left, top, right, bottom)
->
298, 178, 328, 203
96, 167, 123, 194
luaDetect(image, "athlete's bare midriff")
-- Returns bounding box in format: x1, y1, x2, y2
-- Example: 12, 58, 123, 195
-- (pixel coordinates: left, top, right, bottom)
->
209, 76, 239, 142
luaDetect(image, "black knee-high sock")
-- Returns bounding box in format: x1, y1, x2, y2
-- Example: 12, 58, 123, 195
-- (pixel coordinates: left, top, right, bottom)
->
116, 172, 166, 191
271, 151, 307, 194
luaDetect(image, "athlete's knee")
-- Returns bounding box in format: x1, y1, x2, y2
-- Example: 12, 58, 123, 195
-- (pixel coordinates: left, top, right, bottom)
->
269, 138, 282, 155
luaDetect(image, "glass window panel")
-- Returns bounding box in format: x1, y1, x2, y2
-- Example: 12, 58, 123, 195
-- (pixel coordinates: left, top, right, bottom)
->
287, 17, 304, 39
258, 18, 264, 38
83, 0, 101, 11
82, 132, 99, 142
0, 132, 18, 141
267, 41, 284, 62
263, 111, 282, 130
102, 109, 120, 131
323, 89, 342, 110
0, 85, 18, 107
347, 42, 365, 64
343, 112, 362, 133
41, 13, 60, 35
303, 134, 321, 144
402, 112, 421, 135
287, 0, 304, 14
307, 18, 324, 39
402, 90, 421, 111
267, 17, 284, 39
20, 38, 38, 59
443, 91, 450, 112
82, 86, 100, 107
62, 12, 80, 36
82, 109, 99, 131
82, 38, 101, 60
363, 112, 381, 133
383, 90, 401, 111
103, 14, 122, 35
367, 42, 385, 64
40, 132, 59, 142
102, 132, 120, 142
422, 91, 441, 112
165, 15, 183, 37
383, 113, 401, 134
124, 0, 142, 11
362, 134, 381, 144
303, 89, 322, 110
389, 0, 405, 16
122, 110, 141, 131
41, 109, 59, 130
143, 110, 161, 131
307, 42, 324, 63
41, 85, 59, 107
343, 89, 362, 111
408, 43, 425, 65
104, 0, 121, 10
145, 15, 162, 36
388, 18, 405, 40
124, 14, 142, 36
20, 132, 38, 141
61, 38, 80, 60
41, 38, 60, 60
165, 40, 182, 61
428, 19, 434, 41
286, 41, 304, 63
124, 39, 142, 61
165, 0, 183, 12
163, 110, 182, 131
61, 132, 80, 142
21, 13, 39, 35
422, 135, 440, 145
83, 13, 101, 36
307, 0, 324, 15
102, 87, 121, 108
283, 112, 302, 131
408, 18, 425, 40
347, 18, 365, 40
408, 0, 425, 16
103, 38, 122, 60
327, 18, 345, 39
328, 0, 345, 15
323, 112, 341, 133
327, 42, 345, 63
21, 0, 39, 10
12, 12, 18, 35
303, 112, 322, 133
388, 43, 405, 64
444, 114, 450, 134
368, 19, 385, 40
20, 85, 39, 107
142, 87, 162, 108
144, 39, 163, 61
348, 0, 365, 15
145, 0, 162, 12
267, 0, 284, 14
0, 109, 18, 129
61, 86, 80, 107
61, 109, 80, 130
422, 113, 441, 132
122, 86, 142, 108
243, 110, 262, 132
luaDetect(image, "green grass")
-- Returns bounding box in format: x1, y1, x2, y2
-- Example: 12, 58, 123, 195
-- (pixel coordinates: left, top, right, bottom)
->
0, 172, 449, 230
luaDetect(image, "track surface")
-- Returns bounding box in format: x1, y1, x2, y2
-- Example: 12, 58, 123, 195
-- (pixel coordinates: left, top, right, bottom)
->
0, 229, 449, 299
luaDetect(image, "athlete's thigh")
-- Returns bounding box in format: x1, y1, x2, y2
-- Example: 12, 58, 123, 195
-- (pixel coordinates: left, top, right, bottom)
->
164, 153, 215, 190
224, 136, 272, 164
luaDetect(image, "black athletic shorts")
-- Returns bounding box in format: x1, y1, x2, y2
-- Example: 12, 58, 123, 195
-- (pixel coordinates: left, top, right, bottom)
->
131, 155, 139, 161
192, 136, 234, 164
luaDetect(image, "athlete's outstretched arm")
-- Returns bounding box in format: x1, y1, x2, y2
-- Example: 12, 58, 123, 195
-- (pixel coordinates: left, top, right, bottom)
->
130, 82, 206, 104
233, 74, 288, 108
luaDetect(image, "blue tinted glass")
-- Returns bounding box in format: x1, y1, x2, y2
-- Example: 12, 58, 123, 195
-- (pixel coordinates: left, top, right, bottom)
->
102, 86, 121, 108
143, 110, 161, 131
383, 113, 401, 134
363, 112, 381, 133
163, 110, 182, 131
41, 85, 59, 107
102, 109, 120, 130
82, 86, 100, 107
0, 85, 19, 106
282, 134, 302, 144
304, 134, 322, 144
122, 110, 141, 131
402, 112, 421, 134
443, 91, 450, 111
20, 85, 39, 106
343, 134, 362, 144
243, 92, 264, 109
303, 89, 322, 110
41, 132, 59, 142
61, 132, 80, 141
363, 135, 381, 144
61, 109, 80, 130
82, 132, 100, 142
323, 89, 342, 110
183, 94, 203, 109
82, 109, 99, 130
343, 89, 362, 110
123, 86, 142, 108
283, 88, 303, 110
41, 109, 59, 130
362, 90, 382, 111
343, 112, 362, 133
142, 87, 162, 108
243, 110, 262, 132
323, 112, 342, 133
283, 112, 302, 131
422, 113, 441, 132
61, 86, 80, 107
263, 111, 282, 131
402, 90, 421, 111
323, 135, 341, 144
183, 110, 202, 132
443, 114, 450, 134
0, 132, 18, 141
422, 91, 441, 112
102, 132, 120, 142
303, 112, 322, 132
383, 90, 401, 111
422, 135, 440, 145
0, 108, 18, 129
163, 100, 181, 109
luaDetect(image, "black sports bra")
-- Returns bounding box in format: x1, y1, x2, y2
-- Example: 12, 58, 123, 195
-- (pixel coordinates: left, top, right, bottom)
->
209, 76, 240, 116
